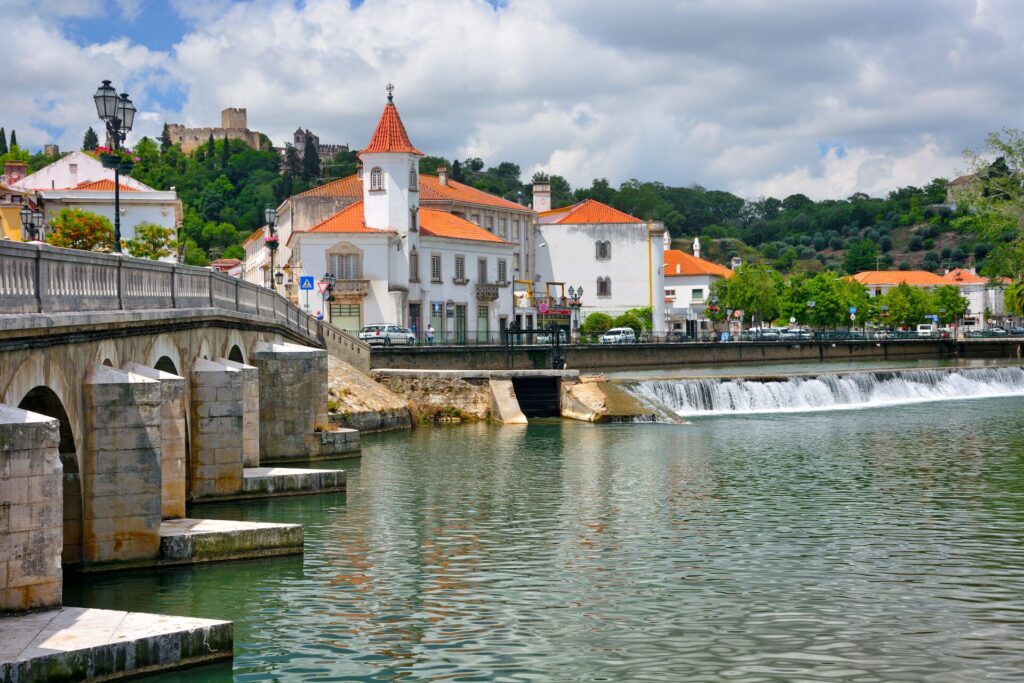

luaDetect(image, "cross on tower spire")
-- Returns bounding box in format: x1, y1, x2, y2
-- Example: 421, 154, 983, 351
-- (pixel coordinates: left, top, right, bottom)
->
386, 83, 394, 102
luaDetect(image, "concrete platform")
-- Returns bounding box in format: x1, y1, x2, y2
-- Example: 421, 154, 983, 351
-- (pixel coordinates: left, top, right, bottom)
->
160, 518, 303, 565
242, 466, 346, 498
0, 607, 231, 681
260, 428, 361, 464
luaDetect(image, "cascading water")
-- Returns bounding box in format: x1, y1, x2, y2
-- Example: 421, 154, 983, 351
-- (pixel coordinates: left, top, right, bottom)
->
623, 366, 1024, 417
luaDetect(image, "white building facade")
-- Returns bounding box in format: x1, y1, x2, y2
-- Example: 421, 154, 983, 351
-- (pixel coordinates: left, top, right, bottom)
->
663, 236, 733, 338
534, 193, 666, 335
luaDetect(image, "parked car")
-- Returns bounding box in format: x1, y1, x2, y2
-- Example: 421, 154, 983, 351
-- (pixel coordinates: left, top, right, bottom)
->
535, 329, 568, 345
600, 327, 637, 344
665, 331, 689, 343
1007, 326, 1024, 336
917, 323, 936, 337
358, 324, 416, 346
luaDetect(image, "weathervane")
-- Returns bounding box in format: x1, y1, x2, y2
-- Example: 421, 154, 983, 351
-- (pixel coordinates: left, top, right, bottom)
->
386, 83, 394, 102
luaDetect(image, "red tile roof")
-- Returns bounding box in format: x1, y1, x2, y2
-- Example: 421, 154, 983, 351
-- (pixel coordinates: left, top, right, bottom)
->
941, 268, 986, 285
420, 209, 509, 244
852, 270, 946, 286
538, 199, 641, 224
293, 173, 530, 211
359, 101, 423, 156
308, 201, 395, 234
73, 179, 138, 192
664, 249, 733, 278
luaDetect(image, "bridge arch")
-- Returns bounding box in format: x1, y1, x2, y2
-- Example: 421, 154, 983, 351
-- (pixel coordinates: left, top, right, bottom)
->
145, 335, 185, 378
93, 339, 121, 369
223, 330, 248, 364
16, 385, 82, 565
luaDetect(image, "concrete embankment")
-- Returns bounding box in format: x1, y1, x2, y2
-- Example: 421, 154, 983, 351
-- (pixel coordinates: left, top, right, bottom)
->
328, 356, 413, 432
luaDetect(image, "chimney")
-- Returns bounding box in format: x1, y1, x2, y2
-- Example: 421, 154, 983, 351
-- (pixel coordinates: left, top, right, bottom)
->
356, 161, 363, 179
437, 164, 448, 186
4, 161, 27, 186
730, 256, 742, 271
662, 231, 671, 251
69, 163, 78, 188
693, 236, 701, 259
533, 181, 551, 213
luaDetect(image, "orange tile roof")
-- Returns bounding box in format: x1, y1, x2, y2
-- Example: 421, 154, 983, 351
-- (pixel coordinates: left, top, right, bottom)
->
293, 173, 530, 212
73, 179, 138, 192
852, 270, 946, 286
941, 268, 986, 285
295, 174, 363, 198
420, 208, 509, 244
308, 201, 395, 234
538, 199, 641, 224
663, 249, 733, 279
359, 100, 423, 156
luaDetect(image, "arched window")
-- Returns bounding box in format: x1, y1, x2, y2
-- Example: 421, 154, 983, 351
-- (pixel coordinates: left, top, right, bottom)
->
597, 276, 611, 297
409, 164, 418, 192
370, 167, 384, 191
595, 240, 611, 260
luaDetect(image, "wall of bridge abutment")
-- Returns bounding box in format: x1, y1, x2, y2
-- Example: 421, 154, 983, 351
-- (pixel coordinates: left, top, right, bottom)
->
0, 325, 328, 571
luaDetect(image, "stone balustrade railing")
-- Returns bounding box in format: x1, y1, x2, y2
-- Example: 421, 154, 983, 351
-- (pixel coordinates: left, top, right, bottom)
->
0, 240, 342, 348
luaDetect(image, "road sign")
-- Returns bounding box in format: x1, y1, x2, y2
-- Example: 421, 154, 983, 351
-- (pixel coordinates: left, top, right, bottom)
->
538, 302, 549, 314
849, 306, 857, 314
316, 281, 329, 294
850, 313, 856, 321
789, 316, 796, 324
299, 276, 314, 291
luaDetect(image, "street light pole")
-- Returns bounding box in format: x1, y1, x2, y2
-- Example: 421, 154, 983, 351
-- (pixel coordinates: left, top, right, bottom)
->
264, 205, 278, 292
93, 81, 136, 254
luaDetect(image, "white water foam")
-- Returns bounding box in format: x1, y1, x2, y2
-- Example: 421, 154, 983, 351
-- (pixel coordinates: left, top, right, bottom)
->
624, 367, 1024, 417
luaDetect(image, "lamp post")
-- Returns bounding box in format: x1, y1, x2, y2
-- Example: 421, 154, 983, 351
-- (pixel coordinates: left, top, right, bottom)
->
93, 80, 136, 254
264, 204, 278, 291
567, 285, 583, 342
19, 205, 43, 242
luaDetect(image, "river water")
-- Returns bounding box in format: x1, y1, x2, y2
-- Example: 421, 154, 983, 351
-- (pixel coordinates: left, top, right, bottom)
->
65, 372, 1024, 681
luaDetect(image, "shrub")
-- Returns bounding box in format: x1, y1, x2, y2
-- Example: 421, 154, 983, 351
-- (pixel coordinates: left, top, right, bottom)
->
46, 208, 113, 251
611, 312, 644, 335
580, 312, 614, 337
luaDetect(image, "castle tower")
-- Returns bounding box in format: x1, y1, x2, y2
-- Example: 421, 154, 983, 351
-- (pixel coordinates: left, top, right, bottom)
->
358, 85, 423, 235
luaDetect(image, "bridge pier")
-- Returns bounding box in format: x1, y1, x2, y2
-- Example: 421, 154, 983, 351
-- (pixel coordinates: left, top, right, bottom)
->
252, 342, 328, 463
124, 363, 187, 519
189, 359, 245, 501
216, 357, 261, 468
82, 365, 163, 565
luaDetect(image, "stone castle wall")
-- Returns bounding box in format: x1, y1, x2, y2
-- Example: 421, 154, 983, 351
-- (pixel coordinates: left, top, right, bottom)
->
167, 124, 264, 154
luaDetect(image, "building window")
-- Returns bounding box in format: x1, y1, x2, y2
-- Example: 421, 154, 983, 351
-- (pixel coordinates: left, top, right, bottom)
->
409, 164, 418, 192
370, 167, 384, 191
478, 258, 488, 284
513, 252, 520, 273
498, 218, 507, 238
513, 220, 520, 241
666, 289, 676, 297
331, 253, 363, 279
595, 240, 611, 260
597, 276, 611, 297
431, 254, 442, 282
455, 255, 466, 283
497, 259, 507, 284
471, 214, 481, 225
410, 248, 419, 282
692, 288, 704, 300
485, 216, 494, 231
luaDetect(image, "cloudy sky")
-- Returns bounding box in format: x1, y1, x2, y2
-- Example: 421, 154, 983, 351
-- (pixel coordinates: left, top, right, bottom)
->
4, 0, 1023, 199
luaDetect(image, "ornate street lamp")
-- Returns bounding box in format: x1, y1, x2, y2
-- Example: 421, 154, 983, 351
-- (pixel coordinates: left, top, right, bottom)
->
93, 80, 135, 254
323, 272, 337, 302
19, 205, 42, 241
264, 204, 279, 291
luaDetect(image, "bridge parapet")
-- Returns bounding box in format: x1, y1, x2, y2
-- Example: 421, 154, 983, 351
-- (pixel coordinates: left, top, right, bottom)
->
0, 241, 325, 345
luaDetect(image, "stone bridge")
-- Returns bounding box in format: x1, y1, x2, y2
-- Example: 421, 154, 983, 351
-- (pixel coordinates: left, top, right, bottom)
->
0, 241, 368, 617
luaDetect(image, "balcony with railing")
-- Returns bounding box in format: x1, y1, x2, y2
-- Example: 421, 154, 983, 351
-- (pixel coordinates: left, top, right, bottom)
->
332, 279, 370, 298
475, 283, 499, 302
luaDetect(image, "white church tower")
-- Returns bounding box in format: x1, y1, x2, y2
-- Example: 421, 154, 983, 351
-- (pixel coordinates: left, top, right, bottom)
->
359, 84, 424, 235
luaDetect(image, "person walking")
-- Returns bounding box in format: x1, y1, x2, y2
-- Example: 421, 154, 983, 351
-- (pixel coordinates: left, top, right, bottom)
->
315, 310, 324, 321
426, 323, 435, 345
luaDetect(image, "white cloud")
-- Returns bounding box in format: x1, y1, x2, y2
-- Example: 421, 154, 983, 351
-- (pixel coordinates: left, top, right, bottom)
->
6, 0, 1024, 199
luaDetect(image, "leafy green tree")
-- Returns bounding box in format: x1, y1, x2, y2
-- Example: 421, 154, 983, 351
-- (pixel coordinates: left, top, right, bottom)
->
199, 175, 235, 222
580, 312, 614, 337
181, 238, 209, 266
612, 311, 644, 335
718, 264, 782, 325
450, 159, 463, 182
0, 128, 7, 155
418, 155, 450, 177
9, 130, 17, 149
46, 208, 113, 251
1005, 280, 1024, 317
932, 285, 969, 323
878, 283, 930, 327
124, 222, 178, 260
82, 127, 99, 151
843, 239, 878, 274
302, 135, 320, 180
220, 135, 229, 169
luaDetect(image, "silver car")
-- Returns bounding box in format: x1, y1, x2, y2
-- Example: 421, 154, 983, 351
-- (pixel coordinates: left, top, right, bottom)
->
358, 324, 416, 346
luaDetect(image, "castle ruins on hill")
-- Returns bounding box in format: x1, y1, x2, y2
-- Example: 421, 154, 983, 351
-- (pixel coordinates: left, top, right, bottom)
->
165, 108, 266, 153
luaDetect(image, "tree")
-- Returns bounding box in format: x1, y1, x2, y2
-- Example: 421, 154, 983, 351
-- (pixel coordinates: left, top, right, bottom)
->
9, 130, 17, 149
0, 128, 6, 155
931, 285, 969, 323
418, 155, 449, 177
450, 159, 463, 182
612, 311, 644, 335
124, 222, 178, 260
220, 135, 230, 169
206, 132, 215, 164
302, 135, 320, 180
843, 238, 878, 274
580, 312, 614, 338
878, 283, 930, 327
159, 123, 172, 153
718, 264, 782, 326
82, 127, 99, 151
46, 208, 113, 251
1005, 280, 1024, 317
181, 238, 209, 266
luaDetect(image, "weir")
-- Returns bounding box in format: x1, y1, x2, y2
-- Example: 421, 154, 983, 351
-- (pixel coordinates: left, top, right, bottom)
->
622, 365, 1024, 417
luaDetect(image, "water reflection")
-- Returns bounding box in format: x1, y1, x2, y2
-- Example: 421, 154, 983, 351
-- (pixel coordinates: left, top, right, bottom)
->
65, 399, 1024, 681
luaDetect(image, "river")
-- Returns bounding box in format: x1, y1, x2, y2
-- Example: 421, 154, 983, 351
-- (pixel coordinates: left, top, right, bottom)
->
65, 365, 1024, 681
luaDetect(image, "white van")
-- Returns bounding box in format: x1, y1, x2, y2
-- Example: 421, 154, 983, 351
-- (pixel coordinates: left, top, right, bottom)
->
600, 327, 637, 344
916, 323, 936, 337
